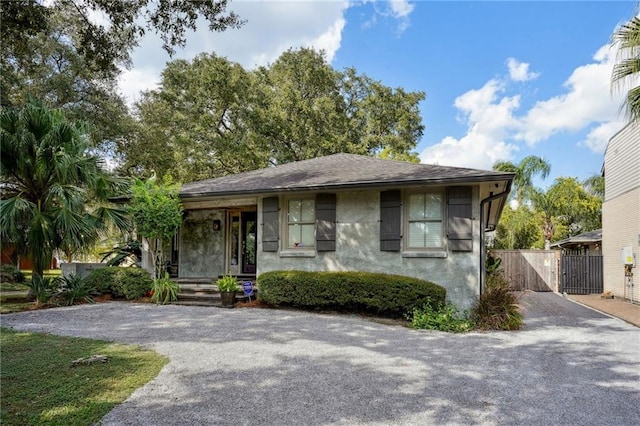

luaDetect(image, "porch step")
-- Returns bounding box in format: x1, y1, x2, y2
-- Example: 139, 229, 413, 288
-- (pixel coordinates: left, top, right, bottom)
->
174, 278, 256, 307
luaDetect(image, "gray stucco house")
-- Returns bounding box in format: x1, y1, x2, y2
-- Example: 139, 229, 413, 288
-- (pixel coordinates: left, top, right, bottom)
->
168, 154, 514, 309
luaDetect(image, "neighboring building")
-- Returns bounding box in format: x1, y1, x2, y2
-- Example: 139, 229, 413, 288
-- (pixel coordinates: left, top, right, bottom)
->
168, 154, 513, 309
551, 229, 602, 254
602, 121, 639, 302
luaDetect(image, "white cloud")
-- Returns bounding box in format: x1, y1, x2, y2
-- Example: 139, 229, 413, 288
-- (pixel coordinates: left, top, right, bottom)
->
506, 58, 540, 82
420, 79, 520, 170
362, 0, 415, 33
420, 133, 518, 171
580, 120, 626, 153
421, 43, 627, 169
118, 1, 350, 105
515, 45, 624, 145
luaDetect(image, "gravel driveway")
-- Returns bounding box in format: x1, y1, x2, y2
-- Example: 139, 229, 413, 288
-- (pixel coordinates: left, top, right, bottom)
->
2, 292, 639, 425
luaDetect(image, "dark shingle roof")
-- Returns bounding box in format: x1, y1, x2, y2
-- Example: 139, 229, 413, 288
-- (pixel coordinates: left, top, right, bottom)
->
551, 229, 602, 248
180, 153, 514, 197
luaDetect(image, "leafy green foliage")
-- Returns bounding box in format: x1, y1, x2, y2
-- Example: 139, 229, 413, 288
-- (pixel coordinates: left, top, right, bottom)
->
128, 177, 182, 278
150, 274, 179, 305
257, 271, 446, 319
493, 206, 544, 249
85, 267, 153, 300
409, 299, 474, 333
26, 275, 58, 306
0, 101, 130, 276
216, 275, 240, 292
493, 156, 551, 205
101, 240, 142, 267
611, 15, 640, 123
1, 327, 168, 426
55, 274, 98, 306
471, 274, 523, 331
0, 264, 25, 283
125, 48, 425, 182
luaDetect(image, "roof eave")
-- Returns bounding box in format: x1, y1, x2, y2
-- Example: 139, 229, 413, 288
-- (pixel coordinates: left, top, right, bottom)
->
180, 174, 515, 199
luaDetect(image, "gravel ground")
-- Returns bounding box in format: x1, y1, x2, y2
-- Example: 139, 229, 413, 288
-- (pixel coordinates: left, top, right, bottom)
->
2, 292, 639, 426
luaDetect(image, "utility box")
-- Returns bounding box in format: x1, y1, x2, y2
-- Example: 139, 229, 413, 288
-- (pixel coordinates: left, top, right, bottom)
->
621, 246, 635, 265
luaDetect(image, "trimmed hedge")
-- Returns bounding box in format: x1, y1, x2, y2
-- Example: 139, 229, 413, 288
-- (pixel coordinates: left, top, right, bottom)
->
85, 267, 153, 300
257, 270, 446, 318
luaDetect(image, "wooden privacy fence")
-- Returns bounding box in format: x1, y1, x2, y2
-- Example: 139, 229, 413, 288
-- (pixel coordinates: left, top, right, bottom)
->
491, 250, 560, 292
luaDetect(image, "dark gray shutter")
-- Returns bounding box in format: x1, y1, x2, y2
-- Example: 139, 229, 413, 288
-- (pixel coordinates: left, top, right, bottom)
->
448, 186, 473, 252
262, 196, 279, 252
380, 190, 402, 251
316, 193, 336, 251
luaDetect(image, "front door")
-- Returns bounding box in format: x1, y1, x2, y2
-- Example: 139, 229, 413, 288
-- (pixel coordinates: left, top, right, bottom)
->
227, 210, 257, 275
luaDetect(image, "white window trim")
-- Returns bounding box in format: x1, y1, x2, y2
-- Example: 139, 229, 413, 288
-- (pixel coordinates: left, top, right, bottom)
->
403, 188, 446, 252
282, 196, 316, 251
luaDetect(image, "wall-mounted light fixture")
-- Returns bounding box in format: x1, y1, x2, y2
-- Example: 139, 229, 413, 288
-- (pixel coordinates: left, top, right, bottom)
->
213, 219, 221, 231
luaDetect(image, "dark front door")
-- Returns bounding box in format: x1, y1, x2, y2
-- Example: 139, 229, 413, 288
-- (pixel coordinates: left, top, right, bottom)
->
241, 211, 257, 274
227, 210, 257, 275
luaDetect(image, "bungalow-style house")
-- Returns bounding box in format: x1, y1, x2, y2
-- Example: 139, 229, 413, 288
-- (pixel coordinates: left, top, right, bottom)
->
551, 229, 602, 254
168, 154, 513, 309
602, 121, 639, 302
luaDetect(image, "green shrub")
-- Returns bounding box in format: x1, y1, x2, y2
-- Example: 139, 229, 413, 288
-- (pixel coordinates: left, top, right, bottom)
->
471, 273, 522, 330
27, 275, 58, 306
85, 267, 153, 300
55, 274, 98, 306
216, 275, 240, 292
151, 274, 179, 305
409, 298, 474, 333
257, 271, 446, 318
0, 265, 25, 283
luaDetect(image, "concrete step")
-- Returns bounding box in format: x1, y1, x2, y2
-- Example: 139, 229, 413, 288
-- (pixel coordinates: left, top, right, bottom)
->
172, 300, 234, 308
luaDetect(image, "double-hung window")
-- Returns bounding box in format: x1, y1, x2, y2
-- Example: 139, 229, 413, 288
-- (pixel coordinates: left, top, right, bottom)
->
406, 192, 444, 249
287, 199, 315, 248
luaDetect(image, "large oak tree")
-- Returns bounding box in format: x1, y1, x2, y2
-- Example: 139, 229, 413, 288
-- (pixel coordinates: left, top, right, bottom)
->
124, 48, 425, 182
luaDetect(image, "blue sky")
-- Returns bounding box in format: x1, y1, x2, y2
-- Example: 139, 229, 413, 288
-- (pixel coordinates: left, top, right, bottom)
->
117, 1, 638, 188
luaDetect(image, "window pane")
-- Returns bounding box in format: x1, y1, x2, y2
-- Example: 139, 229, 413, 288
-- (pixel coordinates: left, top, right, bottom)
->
424, 222, 443, 247
301, 199, 315, 222
408, 222, 426, 247
408, 221, 443, 248
408, 194, 425, 220
288, 224, 300, 247
301, 224, 315, 247
288, 200, 301, 223
424, 194, 442, 219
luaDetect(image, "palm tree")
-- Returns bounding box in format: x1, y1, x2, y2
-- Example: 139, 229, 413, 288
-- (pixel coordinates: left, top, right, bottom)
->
493, 155, 551, 205
611, 15, 640, 123
0, 100, 130, 278
583, 174, 605, 200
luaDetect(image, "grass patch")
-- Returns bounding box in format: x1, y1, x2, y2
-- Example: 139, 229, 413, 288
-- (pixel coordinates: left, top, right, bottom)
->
0, 327, 168, 425
0, 302, 34, 314
0, 282, 30, 292
20, 269, 62, 281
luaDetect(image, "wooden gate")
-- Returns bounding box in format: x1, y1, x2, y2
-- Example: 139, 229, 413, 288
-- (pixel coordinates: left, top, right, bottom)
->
561, 252, 603, 294
491, 250, 559, 292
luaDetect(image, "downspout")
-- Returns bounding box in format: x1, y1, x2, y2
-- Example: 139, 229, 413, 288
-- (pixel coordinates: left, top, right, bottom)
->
479, 181, 512, 295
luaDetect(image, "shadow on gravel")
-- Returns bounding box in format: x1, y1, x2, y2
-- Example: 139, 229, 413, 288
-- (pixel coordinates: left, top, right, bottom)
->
3, 295, 640, 425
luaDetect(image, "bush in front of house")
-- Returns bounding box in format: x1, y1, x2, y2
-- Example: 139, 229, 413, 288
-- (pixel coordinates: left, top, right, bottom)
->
257, 270, 446, 318
471, 272, 522, 330
85, 267, 153, 300
409, 299, 474, 333
1, 264, 26, 283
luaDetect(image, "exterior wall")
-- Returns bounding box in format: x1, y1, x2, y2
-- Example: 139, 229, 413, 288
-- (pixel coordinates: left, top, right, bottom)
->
179, 209, 226, 278
602, 121, 640, 302
257, 188, 482, 310
602, 190, 639, 301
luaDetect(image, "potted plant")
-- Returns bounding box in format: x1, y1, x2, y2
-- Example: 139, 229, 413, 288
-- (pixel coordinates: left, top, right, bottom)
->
216, 275, 239, 307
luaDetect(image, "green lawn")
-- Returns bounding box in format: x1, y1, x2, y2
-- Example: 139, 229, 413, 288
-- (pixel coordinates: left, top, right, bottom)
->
0, 328, 168, 425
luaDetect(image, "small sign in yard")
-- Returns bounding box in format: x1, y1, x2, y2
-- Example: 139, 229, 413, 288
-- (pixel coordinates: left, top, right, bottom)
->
242, 281, 254, 297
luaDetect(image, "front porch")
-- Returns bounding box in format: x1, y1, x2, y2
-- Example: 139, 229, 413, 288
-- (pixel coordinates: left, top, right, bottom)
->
173, 275, 256, 307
